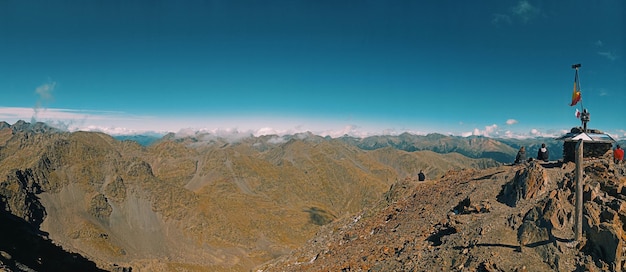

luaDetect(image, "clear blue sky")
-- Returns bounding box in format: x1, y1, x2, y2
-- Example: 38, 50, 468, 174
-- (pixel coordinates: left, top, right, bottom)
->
1, 1, 624, 138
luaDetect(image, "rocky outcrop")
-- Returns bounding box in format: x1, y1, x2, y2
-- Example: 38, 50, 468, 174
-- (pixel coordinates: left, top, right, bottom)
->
89, 193, 113, 219
104, 176, 127, 203
580, 161, 626, 270
498, 162, 549, 207
0, 169, 46, 225
453, 196, 491, 214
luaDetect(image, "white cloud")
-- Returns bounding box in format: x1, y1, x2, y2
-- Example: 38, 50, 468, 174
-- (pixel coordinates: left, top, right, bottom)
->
457, 123, 573, 139
464, 124, 499, 137
486, 124, 498, 134
505, 0, 542, 24
605, 130, 626, 141
598, 51, 619, 61
255, 127, 283, 136
319, 125, 366, 138
527, 128, 564, 138
35, 82, 55, 102
82, 125, 143, 135
512, 1, 540, 21
33, 82, 56, 122
492, 13, 512, 25
492, 1, 541, 27
506, 119, 518, 125
0, 107, 132, 122
267, 136, 287, 144
595, 40, 604, 47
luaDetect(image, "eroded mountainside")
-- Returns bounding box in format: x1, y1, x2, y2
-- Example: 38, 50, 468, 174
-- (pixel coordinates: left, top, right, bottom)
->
0, 121, 499, 271
259, 155, 626, 271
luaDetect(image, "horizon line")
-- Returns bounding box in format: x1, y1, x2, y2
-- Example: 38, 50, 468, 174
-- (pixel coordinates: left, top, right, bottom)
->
1, 106, 623, 140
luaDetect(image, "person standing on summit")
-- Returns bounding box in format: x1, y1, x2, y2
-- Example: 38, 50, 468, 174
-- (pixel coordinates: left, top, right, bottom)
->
537, 143, 549, 162
418, 170, 426, 181
614, 145, 624, 164
514, 146, 526, 164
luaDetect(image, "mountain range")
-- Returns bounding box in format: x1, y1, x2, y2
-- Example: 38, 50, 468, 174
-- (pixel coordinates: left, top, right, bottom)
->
114, 130, 592, 164
1, 120, 624, 271
0, 120, 496, 271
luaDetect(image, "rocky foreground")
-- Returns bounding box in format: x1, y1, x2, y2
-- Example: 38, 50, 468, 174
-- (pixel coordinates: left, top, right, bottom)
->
259, 158, 626, 271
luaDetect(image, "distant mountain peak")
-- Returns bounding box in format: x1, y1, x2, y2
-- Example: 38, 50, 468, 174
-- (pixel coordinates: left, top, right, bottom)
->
5, 120, 61, 134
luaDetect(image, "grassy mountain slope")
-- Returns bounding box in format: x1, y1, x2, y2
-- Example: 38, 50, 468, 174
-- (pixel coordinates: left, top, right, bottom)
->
0, 122, 499, 271
341, 133, 518, 163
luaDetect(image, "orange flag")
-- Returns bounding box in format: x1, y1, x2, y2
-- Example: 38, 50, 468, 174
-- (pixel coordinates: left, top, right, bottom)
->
570, 83, 581, 106
570, 70, 581, 106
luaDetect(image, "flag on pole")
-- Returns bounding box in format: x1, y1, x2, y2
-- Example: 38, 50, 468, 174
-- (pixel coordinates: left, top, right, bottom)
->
570, 83, 581, 106
570, 70, 582, 106
575, 108, 581, 118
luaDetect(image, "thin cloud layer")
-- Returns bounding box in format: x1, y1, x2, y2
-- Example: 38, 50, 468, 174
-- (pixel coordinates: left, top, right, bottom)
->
594, 39, 619, 61
0, 106, 622, 140
598, 51, 619, 61
493, 0, 541, 26
511, 0, 541, 23
491, 14, 512, 26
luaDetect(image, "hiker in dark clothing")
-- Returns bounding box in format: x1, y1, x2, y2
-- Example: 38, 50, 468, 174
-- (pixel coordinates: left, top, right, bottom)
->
537, 143, 549, 162
514, 146, 526, 164
418, 170, 425, 181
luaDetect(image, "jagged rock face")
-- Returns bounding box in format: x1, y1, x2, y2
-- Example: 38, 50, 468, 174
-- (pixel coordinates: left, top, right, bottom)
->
0, 121, 499, 271
497, 162, 549, 207
0, 169, 46, 225
580, 161, 626, 270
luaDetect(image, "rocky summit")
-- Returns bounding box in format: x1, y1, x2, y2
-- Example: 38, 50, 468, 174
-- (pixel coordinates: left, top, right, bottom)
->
2, 121, 625, 271
259, 156, 626, 271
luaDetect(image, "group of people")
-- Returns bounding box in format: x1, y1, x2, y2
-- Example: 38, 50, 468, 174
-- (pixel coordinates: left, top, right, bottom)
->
514, 143, 624, 165
514, 143, 550, 164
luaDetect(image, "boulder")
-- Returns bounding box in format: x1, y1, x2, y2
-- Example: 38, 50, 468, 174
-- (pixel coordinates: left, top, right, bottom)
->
498, 163, 549, 207
584, 222, 623, 270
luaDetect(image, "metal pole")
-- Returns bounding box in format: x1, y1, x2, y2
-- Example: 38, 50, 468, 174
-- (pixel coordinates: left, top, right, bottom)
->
575, 139, 584, 242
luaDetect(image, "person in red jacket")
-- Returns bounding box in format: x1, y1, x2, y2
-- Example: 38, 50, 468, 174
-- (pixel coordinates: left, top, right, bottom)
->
614, 145, 624, 164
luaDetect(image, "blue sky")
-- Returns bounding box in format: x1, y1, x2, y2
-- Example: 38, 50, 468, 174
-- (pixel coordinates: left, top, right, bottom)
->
1, 1, 624, 138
